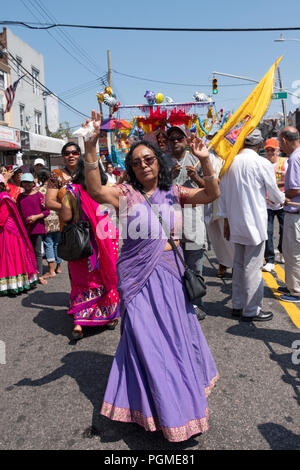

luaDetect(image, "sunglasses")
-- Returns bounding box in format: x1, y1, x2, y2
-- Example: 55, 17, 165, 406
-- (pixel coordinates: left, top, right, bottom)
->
168, 136, 185, 142
131, 155, 156, 168
63, 150, 80, 156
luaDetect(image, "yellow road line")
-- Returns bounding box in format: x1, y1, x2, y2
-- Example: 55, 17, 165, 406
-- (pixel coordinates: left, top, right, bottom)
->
262, 266, 300, 329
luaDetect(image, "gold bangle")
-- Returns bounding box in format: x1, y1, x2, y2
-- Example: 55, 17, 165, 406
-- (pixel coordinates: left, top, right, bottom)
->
84, 160, 98, 170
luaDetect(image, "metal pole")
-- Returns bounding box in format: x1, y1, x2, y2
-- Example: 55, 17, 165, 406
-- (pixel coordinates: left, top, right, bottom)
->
107, 49, 112, 87
212, 71, 258, 83
213, 70, 300, 102
107, 49, 113, 158
277, 67, 287, 126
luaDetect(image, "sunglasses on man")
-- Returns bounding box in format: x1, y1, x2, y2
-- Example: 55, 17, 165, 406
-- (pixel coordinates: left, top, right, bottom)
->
168, 136, 185, 142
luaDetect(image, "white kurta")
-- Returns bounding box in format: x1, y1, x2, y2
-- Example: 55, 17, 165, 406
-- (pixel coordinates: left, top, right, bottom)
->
218, 148, 285, 246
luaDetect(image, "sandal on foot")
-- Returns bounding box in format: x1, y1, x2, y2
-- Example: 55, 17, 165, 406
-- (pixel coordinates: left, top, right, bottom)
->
106, 320, 119, 330
72, 328, 83, 340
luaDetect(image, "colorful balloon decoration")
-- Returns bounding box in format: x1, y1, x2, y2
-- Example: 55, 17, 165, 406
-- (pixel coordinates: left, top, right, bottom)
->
193, 92, 209, 102
165, 96, 175, 103
155, 93, 164, 104
144, 90, 156, 105
97, 87, 120, 113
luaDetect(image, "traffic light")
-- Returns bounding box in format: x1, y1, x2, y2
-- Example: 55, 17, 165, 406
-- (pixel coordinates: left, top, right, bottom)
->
212, 78, 218, 94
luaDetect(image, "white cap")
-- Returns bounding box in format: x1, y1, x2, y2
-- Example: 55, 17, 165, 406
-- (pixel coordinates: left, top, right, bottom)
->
34, 158, 45, 166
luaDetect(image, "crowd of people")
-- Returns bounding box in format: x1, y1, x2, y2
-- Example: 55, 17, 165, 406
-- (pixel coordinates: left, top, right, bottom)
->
0, 114, 299, 442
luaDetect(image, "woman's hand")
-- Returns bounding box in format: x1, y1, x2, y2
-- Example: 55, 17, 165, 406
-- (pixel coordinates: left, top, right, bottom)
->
83, 109, 101, 148
27, 214, 39, 224
188, 134, 209, 160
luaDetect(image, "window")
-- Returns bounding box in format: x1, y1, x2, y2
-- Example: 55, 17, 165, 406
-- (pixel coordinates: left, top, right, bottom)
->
32, 67, 39, 95
0, 70, 5, 90
19, 104, 25, 129
0, 95, 4, 121
34, 111, 42, 134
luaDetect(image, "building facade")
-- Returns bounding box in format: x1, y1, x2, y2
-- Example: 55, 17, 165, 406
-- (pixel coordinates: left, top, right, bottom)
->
0, 28, 64, 168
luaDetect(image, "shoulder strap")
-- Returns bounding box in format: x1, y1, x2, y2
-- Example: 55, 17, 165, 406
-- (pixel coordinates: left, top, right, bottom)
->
141, 191, 188, 269
76, 188, 83, 220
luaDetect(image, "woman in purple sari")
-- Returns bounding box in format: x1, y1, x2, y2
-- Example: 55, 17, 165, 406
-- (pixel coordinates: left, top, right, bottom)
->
83, 110, 220, 442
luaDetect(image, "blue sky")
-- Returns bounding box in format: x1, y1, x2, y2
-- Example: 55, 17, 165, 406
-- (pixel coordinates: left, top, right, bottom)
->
3, 0, 300, 130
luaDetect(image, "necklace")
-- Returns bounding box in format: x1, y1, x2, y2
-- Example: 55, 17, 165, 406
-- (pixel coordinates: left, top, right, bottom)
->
144, 188, 156, 197
63, 166, 76, 178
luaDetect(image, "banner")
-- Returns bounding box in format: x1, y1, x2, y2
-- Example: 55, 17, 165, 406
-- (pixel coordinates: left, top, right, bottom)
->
210, 57, 283, 177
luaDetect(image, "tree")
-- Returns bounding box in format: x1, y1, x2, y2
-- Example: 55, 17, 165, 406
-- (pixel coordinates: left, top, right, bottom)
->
46, 121, 72, 139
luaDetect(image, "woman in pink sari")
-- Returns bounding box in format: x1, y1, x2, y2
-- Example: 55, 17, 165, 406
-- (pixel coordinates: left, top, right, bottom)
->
0, 175, 38, 296
61, 158, 120, 340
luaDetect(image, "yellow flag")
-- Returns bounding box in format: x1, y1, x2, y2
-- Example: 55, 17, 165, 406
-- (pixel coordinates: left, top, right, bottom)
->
210, 57, 283, 177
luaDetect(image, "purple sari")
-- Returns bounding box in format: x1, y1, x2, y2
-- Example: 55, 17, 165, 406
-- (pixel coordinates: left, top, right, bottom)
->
101, 184, 218, 442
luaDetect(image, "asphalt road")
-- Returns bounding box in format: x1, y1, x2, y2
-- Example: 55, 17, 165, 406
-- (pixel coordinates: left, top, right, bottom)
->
1, 246, 300, 451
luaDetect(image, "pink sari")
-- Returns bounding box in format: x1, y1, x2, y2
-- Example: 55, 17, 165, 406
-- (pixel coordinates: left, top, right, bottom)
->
0, 192, 38, 295
66, 184, 119, 326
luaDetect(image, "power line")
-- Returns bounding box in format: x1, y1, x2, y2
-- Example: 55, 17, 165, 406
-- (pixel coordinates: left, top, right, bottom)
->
3, 20, 300, 32
19, 0, 103, 77
30, 0, 104, 75
7, 48, 90, 118
59, 76, 108, 99
113, 69, 255, 87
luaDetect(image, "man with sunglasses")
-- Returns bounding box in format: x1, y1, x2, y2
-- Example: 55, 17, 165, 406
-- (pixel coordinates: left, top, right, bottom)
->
262, 138, 288, 272
167, 125, 207, 321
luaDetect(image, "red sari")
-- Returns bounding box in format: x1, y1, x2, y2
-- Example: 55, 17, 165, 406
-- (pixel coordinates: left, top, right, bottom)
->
65, 184, 120, 326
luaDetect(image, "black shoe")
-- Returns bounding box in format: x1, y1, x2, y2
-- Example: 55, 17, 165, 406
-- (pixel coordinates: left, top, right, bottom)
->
194, 306, 206, 321
232, 308, 243, 317
277, 286, 290, 295
241, 311, 273, 322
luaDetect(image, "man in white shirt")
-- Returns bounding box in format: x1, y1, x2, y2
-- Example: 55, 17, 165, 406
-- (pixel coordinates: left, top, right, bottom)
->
218, 129, 286, 322
105, 163, 117, 185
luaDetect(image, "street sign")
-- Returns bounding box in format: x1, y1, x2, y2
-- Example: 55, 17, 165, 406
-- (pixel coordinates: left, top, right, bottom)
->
272, 92, 287, 100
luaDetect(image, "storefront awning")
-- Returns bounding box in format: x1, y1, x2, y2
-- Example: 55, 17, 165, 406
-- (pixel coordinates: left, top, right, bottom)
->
29, 133, 66, 154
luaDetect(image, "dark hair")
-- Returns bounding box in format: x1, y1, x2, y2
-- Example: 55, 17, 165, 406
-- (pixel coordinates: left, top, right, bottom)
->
37, 168, 51, 185
280, 129, 300, 142
61, 141, 81, 156
72, 157, 108, 190
0, 183, 6, 193
125, 140, 172, 192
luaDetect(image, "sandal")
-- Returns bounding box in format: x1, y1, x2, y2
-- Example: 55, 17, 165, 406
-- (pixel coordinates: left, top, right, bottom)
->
106, 320, 119, 330
38, 277, 48, 285
216, 265, 227, 278
72, 327, 83, 340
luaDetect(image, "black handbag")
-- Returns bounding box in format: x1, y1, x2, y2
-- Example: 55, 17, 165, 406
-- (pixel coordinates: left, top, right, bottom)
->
57, 190, 93, 262
141, 192, 206, 302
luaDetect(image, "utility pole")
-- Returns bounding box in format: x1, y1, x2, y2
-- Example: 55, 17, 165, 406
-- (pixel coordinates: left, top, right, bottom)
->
277, 67, 287, 126
107, 49, 113, 159
107, 49, 112, 117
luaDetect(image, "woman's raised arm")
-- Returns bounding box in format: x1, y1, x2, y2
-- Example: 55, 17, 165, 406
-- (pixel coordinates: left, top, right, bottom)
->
184, 135, 220, 206
84, 110, 120, 209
